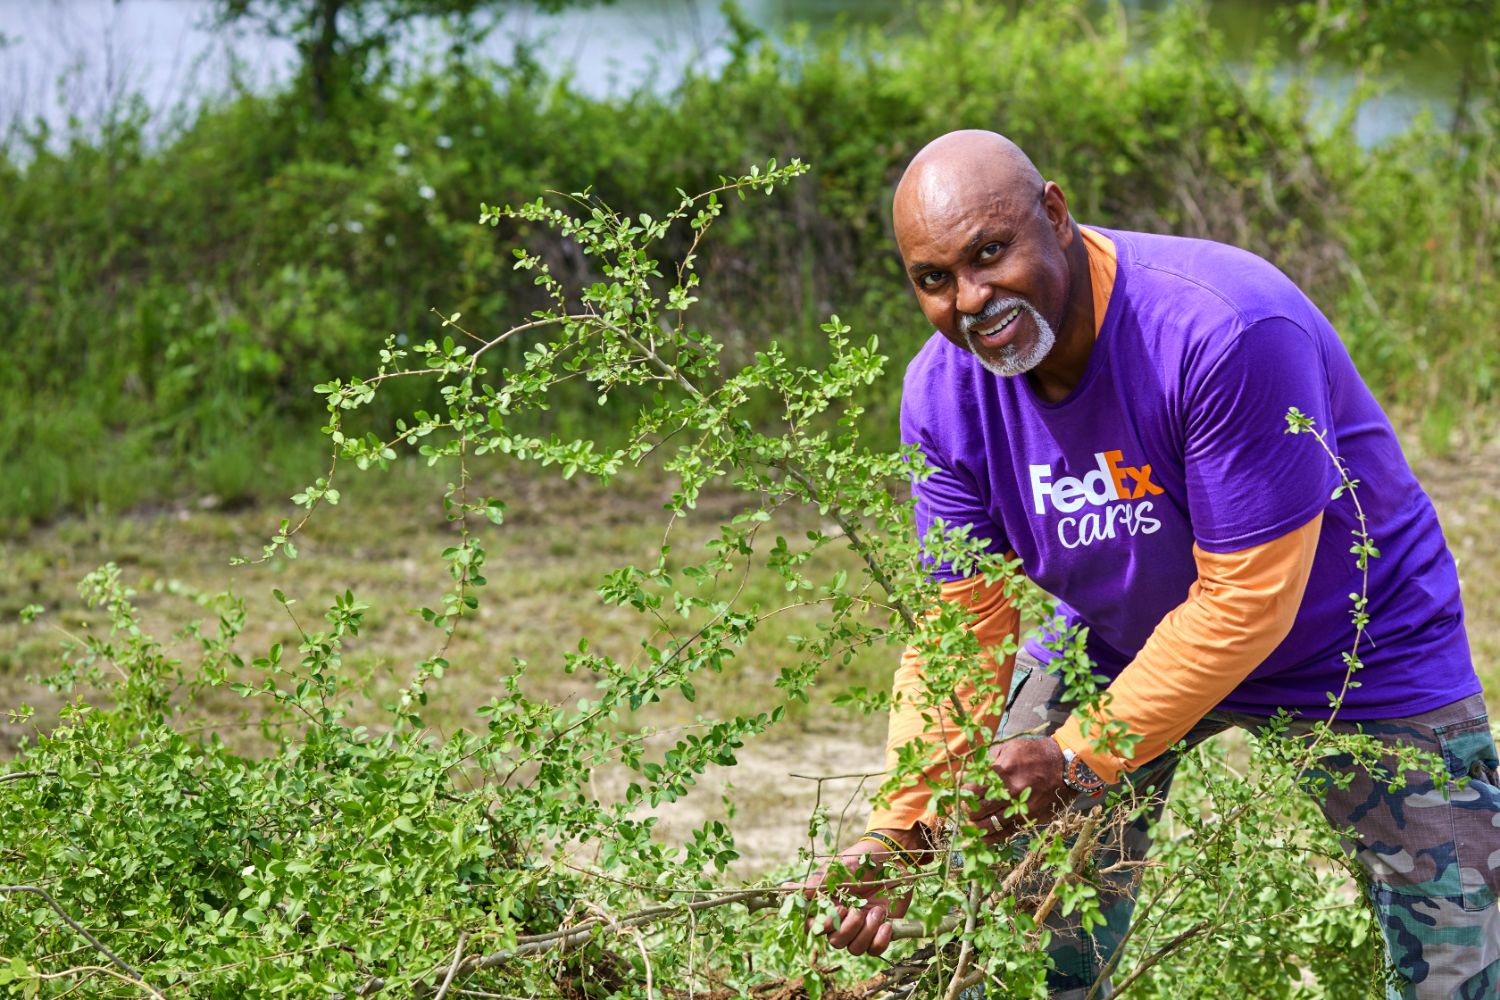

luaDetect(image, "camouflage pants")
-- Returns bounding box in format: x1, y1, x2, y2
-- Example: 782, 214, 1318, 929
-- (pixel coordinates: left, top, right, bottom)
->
1000, 650, 1500, 999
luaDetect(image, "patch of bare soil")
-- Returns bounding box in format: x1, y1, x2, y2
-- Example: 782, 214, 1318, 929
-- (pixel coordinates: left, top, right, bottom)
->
588, 731, 886, 879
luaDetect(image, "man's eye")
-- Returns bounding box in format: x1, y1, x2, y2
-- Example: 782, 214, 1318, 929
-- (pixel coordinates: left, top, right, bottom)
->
919, 272, 946, 289
978, 242, 1004, 260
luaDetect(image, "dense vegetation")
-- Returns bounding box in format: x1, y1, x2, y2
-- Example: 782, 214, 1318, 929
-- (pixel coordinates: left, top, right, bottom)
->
1, 0, 1495, 525
1, 155, 1440, 998
3, 3, 1495, 995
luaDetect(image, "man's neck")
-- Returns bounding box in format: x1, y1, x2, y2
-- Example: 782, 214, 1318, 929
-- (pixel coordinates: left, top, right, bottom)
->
1026, 227, 1096, 403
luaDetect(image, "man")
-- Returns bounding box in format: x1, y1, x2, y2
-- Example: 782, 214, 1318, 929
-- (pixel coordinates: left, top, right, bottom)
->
800, 131, 1499, 998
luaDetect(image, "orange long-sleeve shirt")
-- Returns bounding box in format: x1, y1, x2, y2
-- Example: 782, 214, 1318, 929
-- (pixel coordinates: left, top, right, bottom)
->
869, 518, 1321, 829
1052, 517, 1321, 782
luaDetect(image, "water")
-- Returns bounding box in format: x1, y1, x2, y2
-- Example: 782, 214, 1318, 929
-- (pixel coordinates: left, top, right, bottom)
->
0, 0, 1470, 148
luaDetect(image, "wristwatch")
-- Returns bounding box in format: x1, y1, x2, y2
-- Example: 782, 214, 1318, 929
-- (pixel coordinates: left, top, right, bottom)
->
1061, 747, 1107, 797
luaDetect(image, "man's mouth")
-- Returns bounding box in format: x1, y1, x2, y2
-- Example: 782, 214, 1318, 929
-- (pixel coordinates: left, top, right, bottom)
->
967, 305, 1022, 349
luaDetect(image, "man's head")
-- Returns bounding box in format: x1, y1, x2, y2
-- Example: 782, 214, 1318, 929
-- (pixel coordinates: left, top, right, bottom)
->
893, 131, 1081, 378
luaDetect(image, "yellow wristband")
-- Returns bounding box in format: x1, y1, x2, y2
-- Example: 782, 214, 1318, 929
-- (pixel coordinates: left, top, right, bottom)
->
858, 831, 921, 869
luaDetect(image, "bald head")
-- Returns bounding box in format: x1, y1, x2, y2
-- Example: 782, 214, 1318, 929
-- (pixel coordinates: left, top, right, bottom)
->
893, 131, 1046, 252
890, 131, 1091, 389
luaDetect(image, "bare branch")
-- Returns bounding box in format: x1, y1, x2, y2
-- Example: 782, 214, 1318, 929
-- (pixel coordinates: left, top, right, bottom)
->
0, 886, 164, 998
941, 880, 983, 1000
431, 933, 467, 1000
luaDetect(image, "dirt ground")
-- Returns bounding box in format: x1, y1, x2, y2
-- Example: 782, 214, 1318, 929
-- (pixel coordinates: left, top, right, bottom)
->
4, 436, 1499, 879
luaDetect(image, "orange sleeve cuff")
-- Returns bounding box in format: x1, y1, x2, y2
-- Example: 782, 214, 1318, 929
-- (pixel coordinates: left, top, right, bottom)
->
868, 572, 1020, 831
1052, 513, 1323, 782
1052, 716, 1127, 785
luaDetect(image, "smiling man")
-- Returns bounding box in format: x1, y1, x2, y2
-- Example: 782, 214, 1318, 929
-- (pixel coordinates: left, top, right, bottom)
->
799, 131, 1499, 997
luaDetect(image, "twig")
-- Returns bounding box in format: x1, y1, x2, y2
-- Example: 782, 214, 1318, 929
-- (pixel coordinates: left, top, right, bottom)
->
940, 880, 983, 1000
586, 309, 924, 648
0, 886, 164, 997
25, 964, 170, 996
431, 933, 467, 1000
1106, 919, 1214, 997
354, 890, 962, 996
574, 900, 651, 999
628, 923, 654, 999
517, 889, 776, 949
947, 967, 987, 998
686, 902, 698, 1000
776, 462, 919, 635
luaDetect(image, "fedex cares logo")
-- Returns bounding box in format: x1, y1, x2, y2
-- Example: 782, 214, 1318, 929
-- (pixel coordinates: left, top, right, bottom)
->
1028, 450, 1163, 549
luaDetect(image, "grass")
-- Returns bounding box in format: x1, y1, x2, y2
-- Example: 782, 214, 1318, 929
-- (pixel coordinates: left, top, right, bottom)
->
4, 434, 1499, 875
0, 455, 895, 761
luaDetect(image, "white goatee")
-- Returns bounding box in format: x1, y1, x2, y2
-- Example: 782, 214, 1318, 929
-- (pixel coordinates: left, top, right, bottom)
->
960, 298, 1056, 377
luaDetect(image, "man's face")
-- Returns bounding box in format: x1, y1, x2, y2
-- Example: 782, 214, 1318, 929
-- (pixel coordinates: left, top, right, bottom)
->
896, 179, 1074, 377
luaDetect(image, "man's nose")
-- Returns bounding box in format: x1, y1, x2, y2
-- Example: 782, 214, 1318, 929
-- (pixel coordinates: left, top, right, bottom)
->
955, 272, 990, 318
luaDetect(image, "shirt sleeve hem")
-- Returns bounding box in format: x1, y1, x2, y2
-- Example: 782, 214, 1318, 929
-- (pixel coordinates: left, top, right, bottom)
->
866, 803, 937, 833
1193, 501, 1327, 556
1052, 717, 1126, 785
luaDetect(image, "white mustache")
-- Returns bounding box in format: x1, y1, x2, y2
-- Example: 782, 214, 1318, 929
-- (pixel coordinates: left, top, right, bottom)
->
959, 297, 1028, 335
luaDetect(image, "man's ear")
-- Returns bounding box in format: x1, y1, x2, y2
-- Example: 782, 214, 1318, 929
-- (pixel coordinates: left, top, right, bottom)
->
1042, 181, 1073, 249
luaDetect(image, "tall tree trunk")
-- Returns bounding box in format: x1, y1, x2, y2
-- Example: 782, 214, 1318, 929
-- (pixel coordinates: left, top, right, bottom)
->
307, 0, 345, 119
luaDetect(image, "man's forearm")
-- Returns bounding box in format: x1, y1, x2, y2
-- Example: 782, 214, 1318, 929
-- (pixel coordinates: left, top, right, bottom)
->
869, 573, 1020, 829
1054, 513, 1323, 781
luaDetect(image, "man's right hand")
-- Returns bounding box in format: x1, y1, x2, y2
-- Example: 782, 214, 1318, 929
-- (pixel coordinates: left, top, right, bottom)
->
788, 826, 927, 957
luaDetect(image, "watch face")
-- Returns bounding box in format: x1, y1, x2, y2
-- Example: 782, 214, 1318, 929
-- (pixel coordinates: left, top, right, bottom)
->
1066, 754, 1105, 793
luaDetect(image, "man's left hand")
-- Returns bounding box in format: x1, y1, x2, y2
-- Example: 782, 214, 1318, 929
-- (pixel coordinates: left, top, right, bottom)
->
965, 735, 1073, 840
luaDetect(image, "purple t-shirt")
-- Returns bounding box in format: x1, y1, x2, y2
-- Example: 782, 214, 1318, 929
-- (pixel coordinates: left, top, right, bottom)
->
904, 228, 1476, 718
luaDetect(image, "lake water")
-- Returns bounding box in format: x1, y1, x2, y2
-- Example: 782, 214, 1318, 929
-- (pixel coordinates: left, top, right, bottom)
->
0, 0, 1469, 148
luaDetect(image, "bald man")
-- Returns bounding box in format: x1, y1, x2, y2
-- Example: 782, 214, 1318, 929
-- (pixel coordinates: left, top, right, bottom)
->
800, 132, 1498, 998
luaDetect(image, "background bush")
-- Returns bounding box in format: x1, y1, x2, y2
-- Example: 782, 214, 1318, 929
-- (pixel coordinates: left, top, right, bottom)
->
2, 0, 1495, 526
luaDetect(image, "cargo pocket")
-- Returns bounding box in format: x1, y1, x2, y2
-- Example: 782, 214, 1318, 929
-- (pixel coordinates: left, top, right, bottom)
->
997, 649, 1070, 738
1433, 714, 1500, 911
995, 659, 1035, 740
